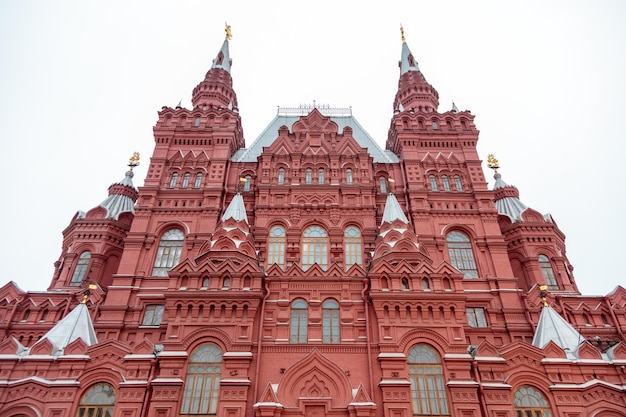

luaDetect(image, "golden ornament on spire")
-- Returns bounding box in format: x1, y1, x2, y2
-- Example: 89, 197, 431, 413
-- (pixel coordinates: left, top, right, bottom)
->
400, 24, 406, 43
487, 153, 500, 173
225, 22, 232, 41
128, 151, 140, 171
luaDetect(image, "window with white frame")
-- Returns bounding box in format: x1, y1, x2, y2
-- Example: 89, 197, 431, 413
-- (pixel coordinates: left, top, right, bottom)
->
180, 344, 222, 415
466, 307, 487, 328
152, 229, 184, 276
301, 226, 329, 270
514, 386, 553, 417
322, 299, 340, 343
290, 299, 308, 343
538, 255, 558, 290
344, 226, 362, 267
267, 225, 286, 269
446, 231, 478, 278
70, 251, 91, 286
76, 383, 115, 417
408, 344, 449, 416
142, 305, 165, 326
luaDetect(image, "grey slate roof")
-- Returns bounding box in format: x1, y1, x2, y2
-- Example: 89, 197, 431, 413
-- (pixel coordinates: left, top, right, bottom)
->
493, 173, 529, 222
532, 305, 584, 357
31, 303, 98, 355
221, 193, 249, 224
99, 171, 137, 220
211, 39, 231, 72
400, 41, 420, 75
232, 114, 399, 164
381, 193, 409, 225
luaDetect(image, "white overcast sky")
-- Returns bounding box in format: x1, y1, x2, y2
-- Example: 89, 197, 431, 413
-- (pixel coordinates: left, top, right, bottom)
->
1, 1, 624, 296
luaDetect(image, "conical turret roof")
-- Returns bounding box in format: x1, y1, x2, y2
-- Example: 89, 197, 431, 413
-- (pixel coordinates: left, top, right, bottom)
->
31, 302, 98, 355
381, 193, 409, 225
532, 305, 584, 355
493, 172, 529, 222
98, 170, 138, 220
221, 192, 248, 224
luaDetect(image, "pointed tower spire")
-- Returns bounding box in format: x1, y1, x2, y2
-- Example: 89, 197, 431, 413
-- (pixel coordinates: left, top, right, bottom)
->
381, 181, 409, 225
221, 192, 249, 224
192, 24, 239, 110
532, 304, 584, 354
393, 26, 439, 113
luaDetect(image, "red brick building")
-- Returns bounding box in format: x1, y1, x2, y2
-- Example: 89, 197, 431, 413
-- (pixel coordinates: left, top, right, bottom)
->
1, 28, 625, 417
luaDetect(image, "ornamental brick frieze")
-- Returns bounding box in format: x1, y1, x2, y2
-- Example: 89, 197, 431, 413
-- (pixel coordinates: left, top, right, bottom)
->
484, 392, 511, 404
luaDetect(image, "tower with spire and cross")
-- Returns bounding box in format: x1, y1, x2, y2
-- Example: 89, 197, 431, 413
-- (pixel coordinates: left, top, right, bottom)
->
0, 25, 624, 417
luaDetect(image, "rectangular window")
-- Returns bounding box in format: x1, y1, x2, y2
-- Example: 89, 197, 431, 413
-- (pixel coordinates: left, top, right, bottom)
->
143, 305, 165, 326
466, 307, 487, 328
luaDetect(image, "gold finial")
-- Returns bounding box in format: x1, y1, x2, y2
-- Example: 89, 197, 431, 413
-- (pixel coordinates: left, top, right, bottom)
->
81, 284, 98, 304
225, 22, 232, 41
539, 284, 548, 307
487, 153, 500, 173
400, 24, 406, 43
128, 151, 140, 171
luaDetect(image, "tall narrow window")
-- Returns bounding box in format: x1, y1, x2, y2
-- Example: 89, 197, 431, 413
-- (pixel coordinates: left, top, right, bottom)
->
346, 169, 353, 184
446, 231, 478, 278
454, 175, 463, 191
538, 255, 558, 290
152, 229, 184, 276
429, 175, 438, 191
290, 299, 308, 343
243, 175, 252, 192
169, 173, 178, 188
344, 226, 362, 267
442, 175, 450, 191
379, 177, 387, 193
70, 251, 91, 286
466, 307, 487, 327
181, 344, 222, 415
143, 305, 165, 326
305, 169, 313, 184
194, 173, 203, 188
278, 168, 285, 185
318, 168, 325, 184
301, 226, 329, 270
514, 386, 553, 417
76, 383, 115, 417
267, 226, 286, 269
194, 117, 200, 127
182, 173, 191, 188
322, 299, 340, 343
408, 344, 449, 416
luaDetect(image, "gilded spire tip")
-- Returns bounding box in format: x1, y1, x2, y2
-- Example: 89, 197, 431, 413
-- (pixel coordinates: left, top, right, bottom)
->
128, 151, 140, 172
487, 153, 499, 174
225, 22, 232, 41
539, 284, 548, 307
400, 24, 406, 44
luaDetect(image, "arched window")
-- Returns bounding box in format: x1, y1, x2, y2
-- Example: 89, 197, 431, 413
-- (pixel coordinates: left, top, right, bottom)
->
152, 229, 184, 276
538, 255, 558, 290
322, 299, 340, 343
76, 383, 115, 417
446, 231, 478, 278
267, 226, 286, 269
70, 251, 91, 286
302, 226, 329, 270
422, 277, 430, 290
290, 299, 308, 343
278, 168, 285, 185
401, 277, 410, 291
182, 173, 191, 188
454, 175, 463, 191
243, 175, 252, 192
318, 168, 325, 184
442, 175, 450, 191
344, 226, 362, 267
169, 172, 178, 188
429, 175, 438, 191
346, 169, 353, 184
408, 344, 449, 416
379, 177, 387, 193
194, 173, 203, 188
514, 386, 553, 417
181, 344, 222, 415
305, 169, 313, 184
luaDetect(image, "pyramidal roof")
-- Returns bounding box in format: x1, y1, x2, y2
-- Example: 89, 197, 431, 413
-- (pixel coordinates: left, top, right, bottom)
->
98, 170, 138, 220
381, 193, 409, 225
31, 303, 98, 355
211, 39, 231, 72
221, 193, 248, 224
493, 172, 529, 222
532, 305, 584, 355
